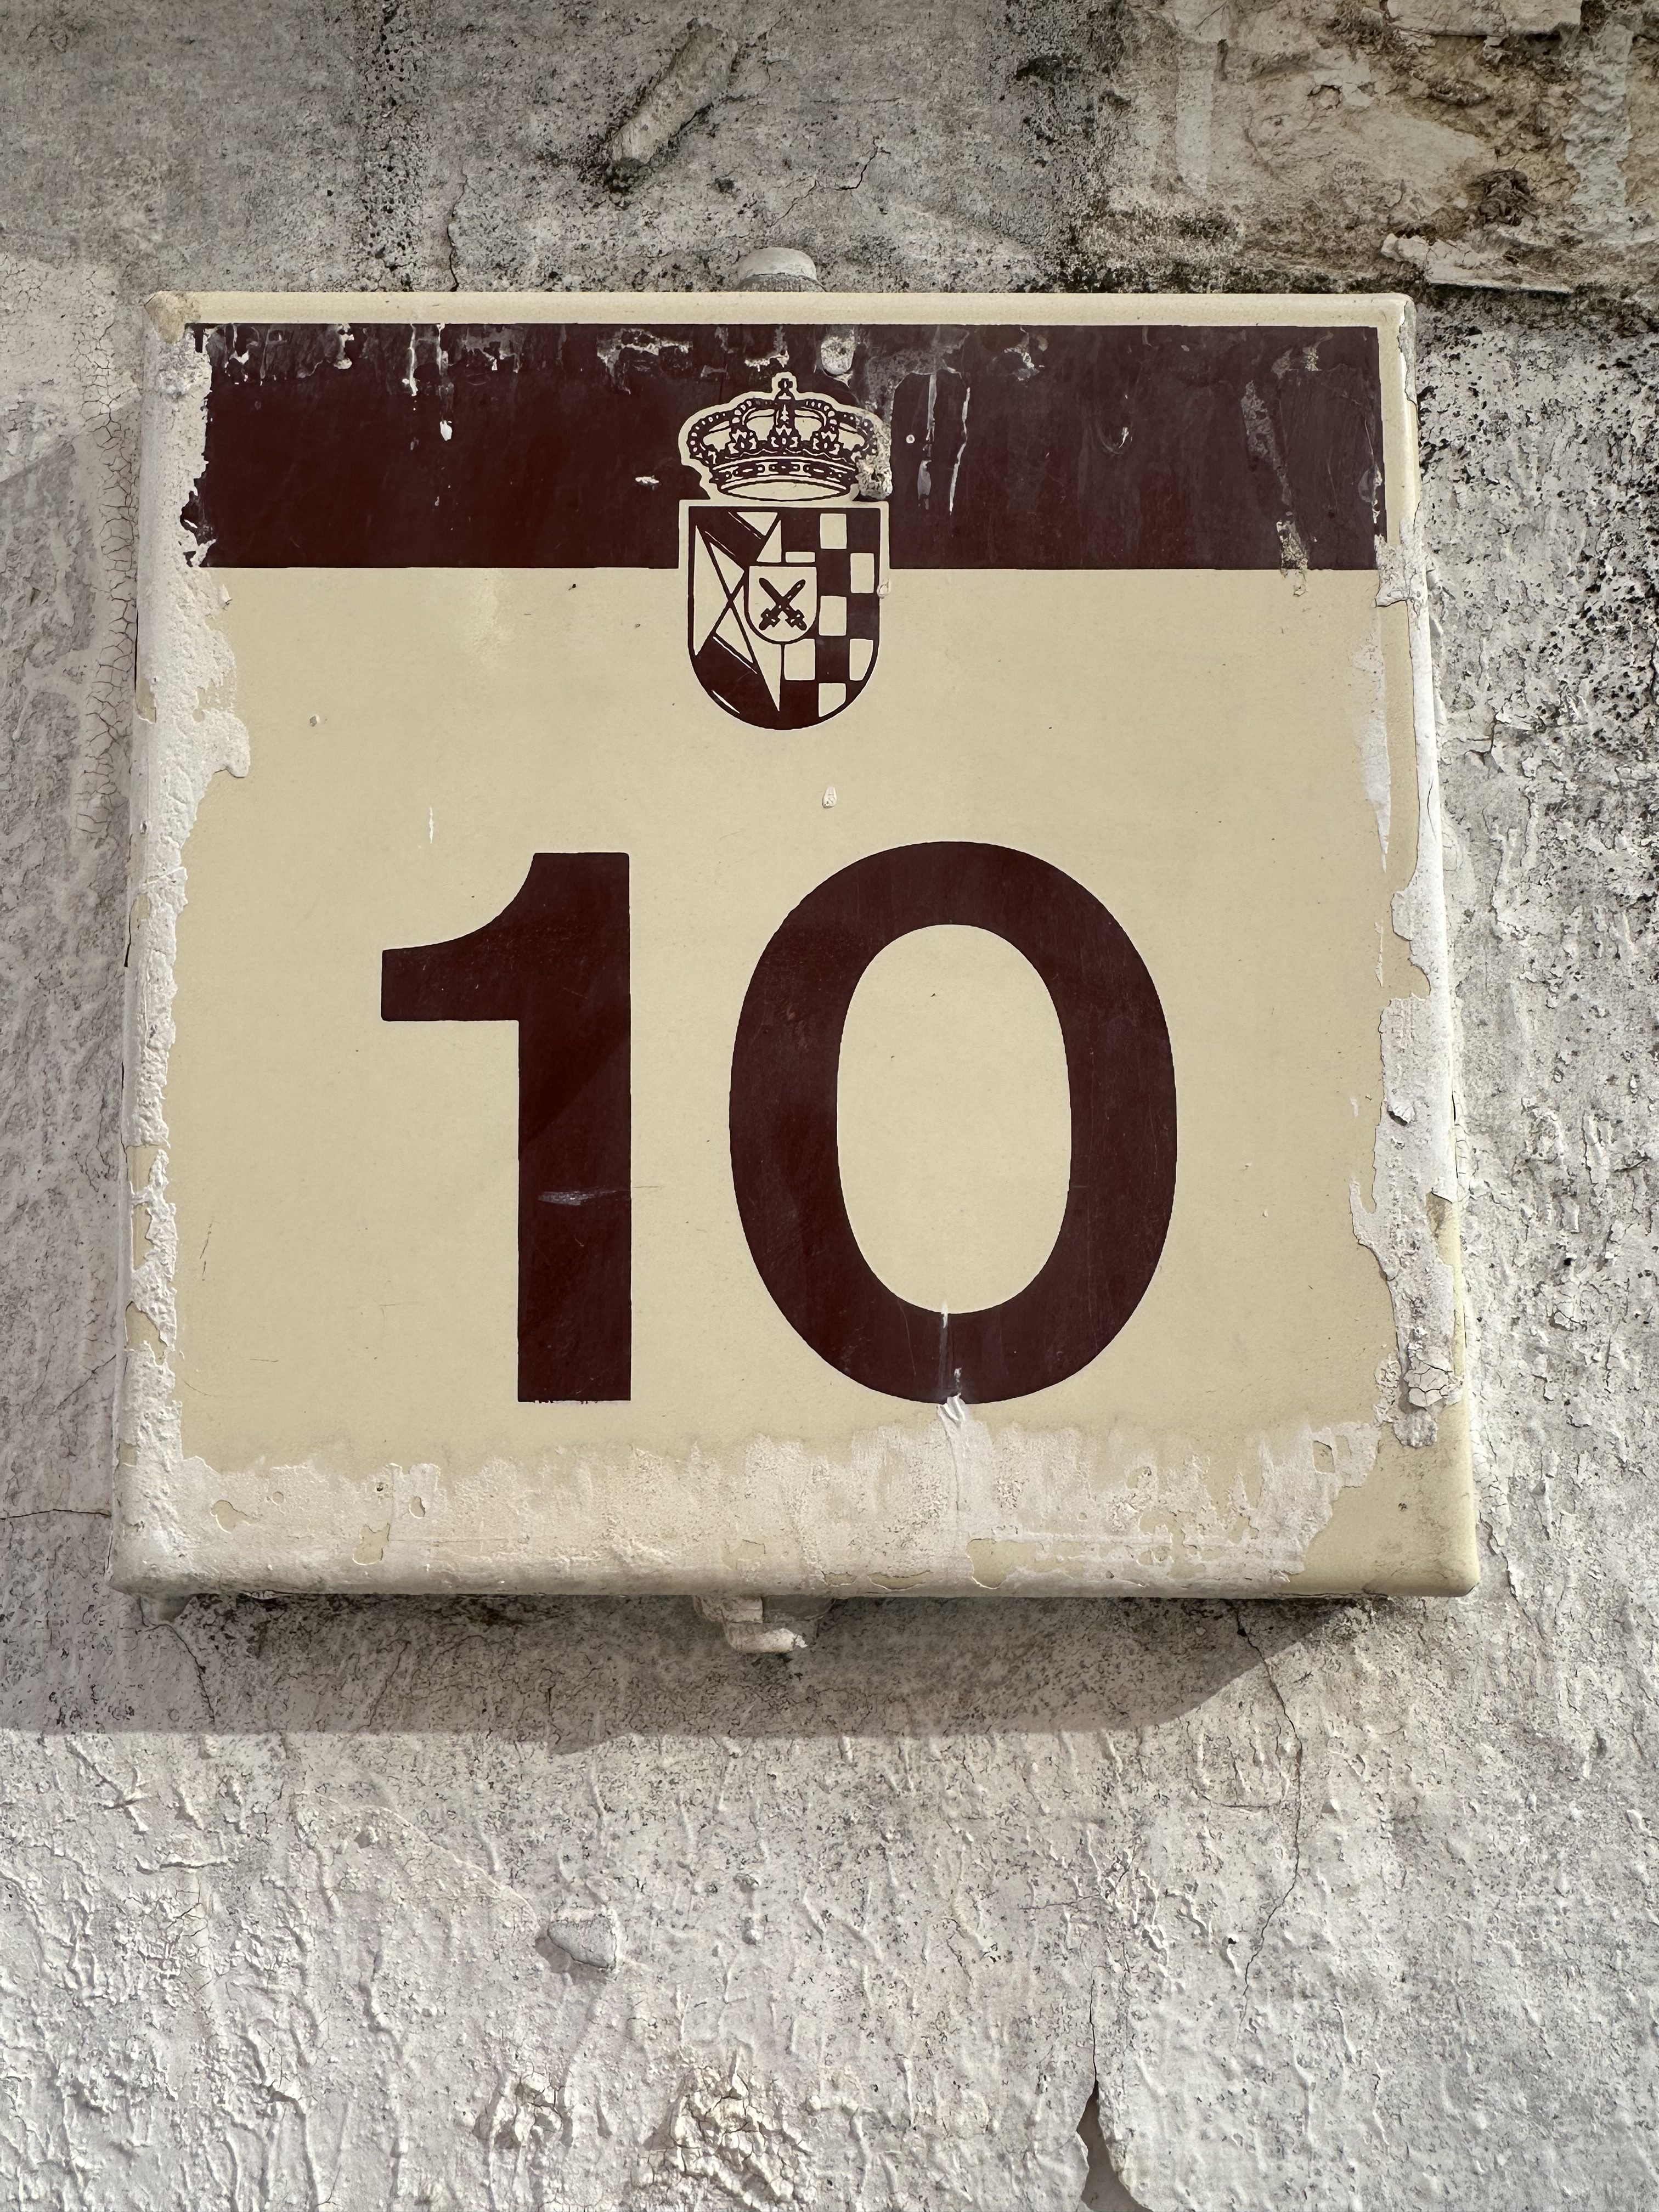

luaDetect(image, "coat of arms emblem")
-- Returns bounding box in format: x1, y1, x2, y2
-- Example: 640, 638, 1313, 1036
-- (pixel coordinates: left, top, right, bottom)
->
680, 373, 888, 731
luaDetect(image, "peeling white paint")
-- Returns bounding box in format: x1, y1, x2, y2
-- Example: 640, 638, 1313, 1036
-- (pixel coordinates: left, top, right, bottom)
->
125, 1401, 1389, 1601
1360, 482, 1462, 1446
117, 308, 251, 1583
650, 2060, 809, 2210
1351, 626, 1392, 864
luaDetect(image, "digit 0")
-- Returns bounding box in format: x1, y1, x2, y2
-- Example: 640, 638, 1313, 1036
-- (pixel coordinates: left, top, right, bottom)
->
728, 841, 1176, 1404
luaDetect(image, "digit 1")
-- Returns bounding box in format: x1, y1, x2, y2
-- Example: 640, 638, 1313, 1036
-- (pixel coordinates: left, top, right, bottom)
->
382, 854, 630, 1402
728, 841, 1176, 1405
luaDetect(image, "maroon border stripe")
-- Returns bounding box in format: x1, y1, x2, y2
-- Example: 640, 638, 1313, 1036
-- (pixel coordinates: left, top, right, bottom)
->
184, 320, 1384, 572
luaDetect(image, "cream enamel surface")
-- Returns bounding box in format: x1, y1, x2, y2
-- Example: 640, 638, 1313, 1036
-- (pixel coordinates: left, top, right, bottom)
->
838, 924, 1073, 1314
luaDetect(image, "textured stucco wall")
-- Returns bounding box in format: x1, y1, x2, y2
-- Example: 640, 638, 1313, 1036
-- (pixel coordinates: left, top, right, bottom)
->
2, 4, 1656, 2205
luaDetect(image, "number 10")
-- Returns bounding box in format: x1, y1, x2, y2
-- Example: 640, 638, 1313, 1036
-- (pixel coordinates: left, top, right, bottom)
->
383, 842, 1176, 1409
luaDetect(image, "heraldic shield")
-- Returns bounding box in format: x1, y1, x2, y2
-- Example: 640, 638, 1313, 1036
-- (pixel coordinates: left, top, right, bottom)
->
687, 503, 883, 731
679, 372, 889, 732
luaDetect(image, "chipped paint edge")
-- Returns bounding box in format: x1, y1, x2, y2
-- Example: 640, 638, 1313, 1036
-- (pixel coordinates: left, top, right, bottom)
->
115, 315, 252, 1590
1357, 302, 1470, 1459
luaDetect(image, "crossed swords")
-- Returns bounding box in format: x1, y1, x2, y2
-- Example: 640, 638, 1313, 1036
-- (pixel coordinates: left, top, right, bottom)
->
754, 573, 810, 633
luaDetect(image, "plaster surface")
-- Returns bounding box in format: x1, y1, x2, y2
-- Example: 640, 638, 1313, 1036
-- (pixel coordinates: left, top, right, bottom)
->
2, 3, 1656, 2205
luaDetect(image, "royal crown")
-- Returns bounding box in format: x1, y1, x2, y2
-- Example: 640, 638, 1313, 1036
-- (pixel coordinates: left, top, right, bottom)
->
680, 373, 888, 504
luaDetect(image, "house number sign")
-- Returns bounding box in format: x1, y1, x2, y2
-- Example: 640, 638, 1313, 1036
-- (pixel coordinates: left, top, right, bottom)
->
119, 292, 1476, 1603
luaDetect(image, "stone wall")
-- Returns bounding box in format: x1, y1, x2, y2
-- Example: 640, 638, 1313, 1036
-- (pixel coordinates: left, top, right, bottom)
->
1, 3, 1655, 2203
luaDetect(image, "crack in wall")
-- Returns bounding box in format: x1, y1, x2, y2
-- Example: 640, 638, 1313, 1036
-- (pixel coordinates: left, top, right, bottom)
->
1234, 1604, 1307, 1993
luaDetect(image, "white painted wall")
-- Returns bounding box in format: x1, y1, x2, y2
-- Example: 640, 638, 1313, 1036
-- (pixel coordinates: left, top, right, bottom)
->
2, 5, 1655, 2204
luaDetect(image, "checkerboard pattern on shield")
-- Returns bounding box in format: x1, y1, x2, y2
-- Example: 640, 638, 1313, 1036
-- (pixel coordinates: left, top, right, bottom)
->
777, 505, 883, 727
